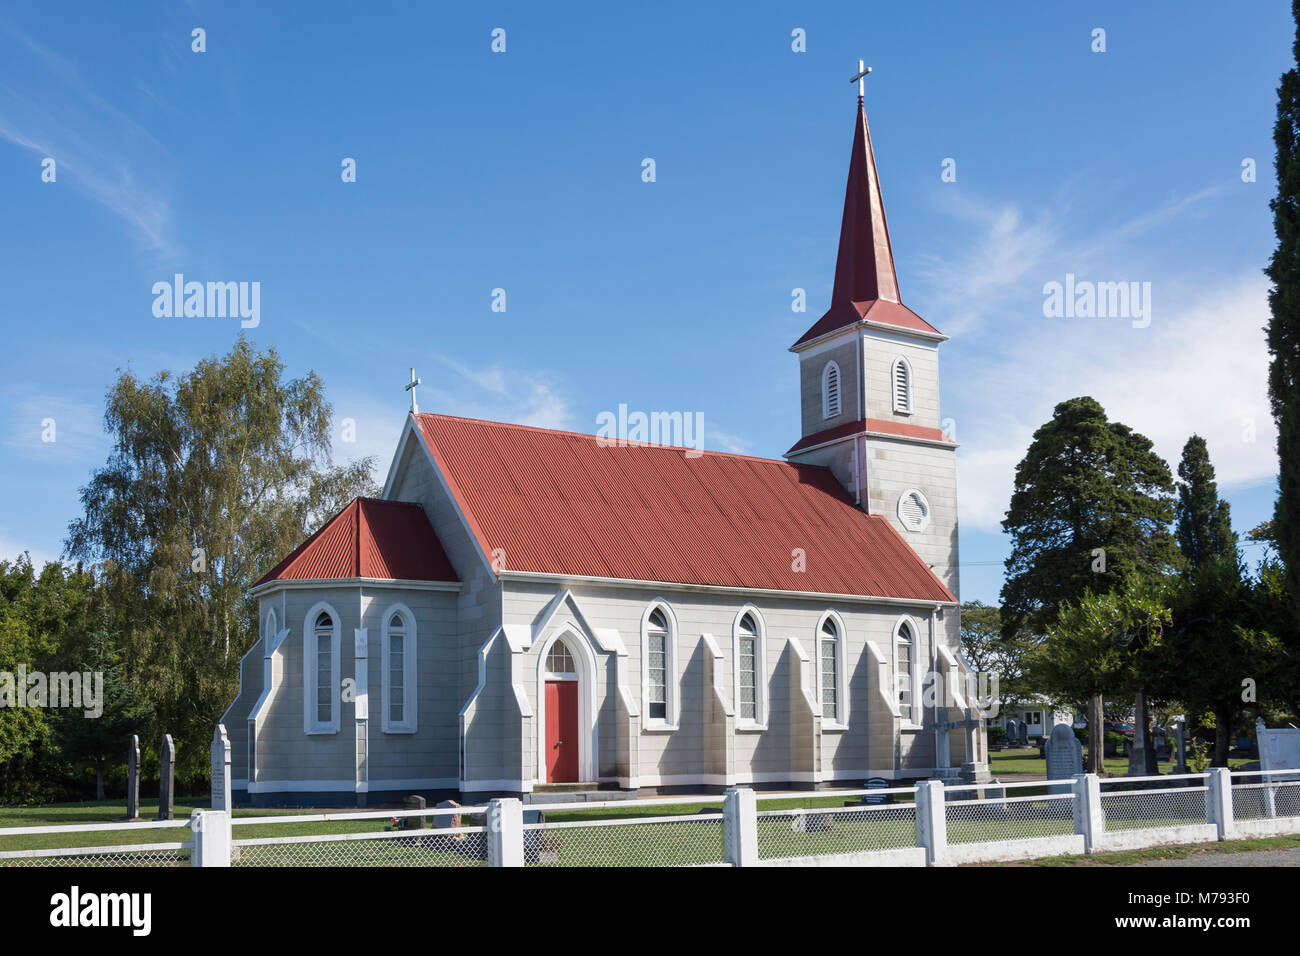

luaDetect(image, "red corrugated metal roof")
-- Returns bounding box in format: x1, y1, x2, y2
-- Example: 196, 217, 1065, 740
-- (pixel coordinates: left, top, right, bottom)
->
414, 413, 954, 603
254, 497, 458, 587
786, 416, 955, 456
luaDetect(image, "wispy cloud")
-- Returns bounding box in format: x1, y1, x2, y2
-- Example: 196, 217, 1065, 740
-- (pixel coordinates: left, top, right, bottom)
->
915, 184, 1226, 336
0, 20, 176, 255
956, 273, 1274, 533
2, 389, 107, 462
430, 355, 572, 430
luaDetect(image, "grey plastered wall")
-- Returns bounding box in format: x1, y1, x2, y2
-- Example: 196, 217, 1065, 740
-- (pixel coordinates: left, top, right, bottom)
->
360, 586, 459, 784
385, 425, 505, 784
798, 333, 862, 437
503, 580, 955, 786
863, 437, 960, 597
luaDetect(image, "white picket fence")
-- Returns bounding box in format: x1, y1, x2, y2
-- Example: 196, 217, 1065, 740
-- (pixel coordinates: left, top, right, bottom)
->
3, 768, 1299, 867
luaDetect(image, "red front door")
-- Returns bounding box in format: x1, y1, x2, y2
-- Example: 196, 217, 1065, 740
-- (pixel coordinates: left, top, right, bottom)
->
546, 680, 579, 782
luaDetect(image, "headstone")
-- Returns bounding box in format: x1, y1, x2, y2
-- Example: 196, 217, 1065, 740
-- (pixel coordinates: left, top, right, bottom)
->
126, 735, 141, 820
432, 798, 461, 830
1019, 723, 1029, 746
1045, 722, 1082, 795
210, 724, 231, 813
157, 734, 175, 820
1127, 692, 1159, 775
403, 795, 427, 830
1005, 719, 1017, 747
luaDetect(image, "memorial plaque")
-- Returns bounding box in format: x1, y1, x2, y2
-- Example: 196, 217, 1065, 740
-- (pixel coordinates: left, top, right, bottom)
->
1045, 723, 1082, 795
210, 724, 231, 812
157, 734, 175, 820
126, 735, 141, 820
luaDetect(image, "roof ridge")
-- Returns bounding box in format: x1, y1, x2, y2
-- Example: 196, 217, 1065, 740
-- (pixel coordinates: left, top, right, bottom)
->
415, 412, 827, 469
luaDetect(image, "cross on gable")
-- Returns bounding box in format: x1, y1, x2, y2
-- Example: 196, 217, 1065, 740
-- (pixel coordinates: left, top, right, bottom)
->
405, 367, 422, 414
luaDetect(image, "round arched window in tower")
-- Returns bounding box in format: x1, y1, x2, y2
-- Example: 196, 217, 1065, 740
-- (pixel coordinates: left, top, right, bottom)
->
897, 489, 931, 532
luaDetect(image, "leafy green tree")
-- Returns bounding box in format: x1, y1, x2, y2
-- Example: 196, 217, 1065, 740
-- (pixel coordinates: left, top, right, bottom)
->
1029, 576, 1173, 770
65, 337, 377, 779
1267, 0, 1300, 611
54, 632, 153, 800
958, 601, 1035, 714
1000, 397, 1180, 768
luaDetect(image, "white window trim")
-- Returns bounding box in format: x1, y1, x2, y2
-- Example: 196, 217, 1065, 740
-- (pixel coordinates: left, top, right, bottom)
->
381, 602, 417, 734
640, 600, 680, 732
732, 605, 768, 731
816, 610, 849, 731
893, 614, 922, 731
303, 601, 341, 735
821, 360, 842, 419
891, 356, 914, 415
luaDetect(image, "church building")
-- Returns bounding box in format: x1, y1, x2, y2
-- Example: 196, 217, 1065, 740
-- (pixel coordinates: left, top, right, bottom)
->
221, 88, 988, 806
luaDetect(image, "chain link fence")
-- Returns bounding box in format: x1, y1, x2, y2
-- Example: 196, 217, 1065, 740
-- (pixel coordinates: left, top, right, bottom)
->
756, 803, 916, 859
1230, 776, 1300, 821
524, 813, 727, 867
0, 843, 191, 867
944, 793, 1075, 844
1100, 783, 1209, 832
232, 828, 488, 867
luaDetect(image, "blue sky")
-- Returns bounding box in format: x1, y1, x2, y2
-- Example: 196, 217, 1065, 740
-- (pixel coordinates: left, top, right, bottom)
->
0, 2, 1290, 604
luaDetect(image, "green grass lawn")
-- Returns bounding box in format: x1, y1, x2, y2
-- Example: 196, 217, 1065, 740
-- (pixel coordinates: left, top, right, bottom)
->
0, 798, 405, 854
1010, 832, 1300, 866
988, 749, 1250, 779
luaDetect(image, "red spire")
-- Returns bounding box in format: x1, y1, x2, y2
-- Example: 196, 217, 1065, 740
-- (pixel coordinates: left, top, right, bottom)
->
793, 100, 941, 348
833, 97, 900, 307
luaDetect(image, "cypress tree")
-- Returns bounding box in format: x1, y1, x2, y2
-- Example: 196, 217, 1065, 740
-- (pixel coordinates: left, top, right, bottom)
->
1266, 0, 1300, 606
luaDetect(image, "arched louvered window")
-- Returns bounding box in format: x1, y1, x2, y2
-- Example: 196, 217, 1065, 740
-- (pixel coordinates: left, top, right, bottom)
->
304, 603, 340, 734
382, 605, 418, 732
820, 616, 841, 723
892, 357, 913, 414
822, 361, 842, 419
897, 489, 931, 533
642, 603, 678, 727
895, 618, 917, 725
314, 612, 333, 725
733, 607, 768, 727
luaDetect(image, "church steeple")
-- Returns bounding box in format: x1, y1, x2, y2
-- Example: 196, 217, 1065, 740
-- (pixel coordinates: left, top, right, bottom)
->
830, 98, 900, 309
792, 81, 941, 349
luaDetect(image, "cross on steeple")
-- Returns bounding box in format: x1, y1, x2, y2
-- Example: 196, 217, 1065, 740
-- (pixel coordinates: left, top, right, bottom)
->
405, 367, 422, 414
850, 59, 871, 104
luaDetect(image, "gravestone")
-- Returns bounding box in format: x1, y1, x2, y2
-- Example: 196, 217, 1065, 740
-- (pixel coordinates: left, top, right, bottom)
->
126, 735, 141, 820
210, 724, 231, 813
1005, 719, 1018, 747
1019, 723, 1029, 746
403, 795, 427, 830
1174, 719, 1188, 774
432, 798, 461, 830
1127, 692, 1159, 775
157, 734, 175, 820
1044, 723, 1082, 795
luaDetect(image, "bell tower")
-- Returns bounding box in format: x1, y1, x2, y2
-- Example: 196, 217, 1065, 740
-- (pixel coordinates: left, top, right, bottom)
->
785, 85, 960, 598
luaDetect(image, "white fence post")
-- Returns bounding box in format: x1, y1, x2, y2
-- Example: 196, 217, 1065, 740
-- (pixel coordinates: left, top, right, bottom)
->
189, 809, 231, 867
1207, 767, 1235, 840
1073, 773, 1102, 853
914, 779, 946, 866
488, 798, 523, 867
724, 787, 758, 866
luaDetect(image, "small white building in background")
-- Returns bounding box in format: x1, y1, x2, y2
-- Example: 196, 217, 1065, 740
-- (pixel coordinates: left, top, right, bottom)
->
998, 697, 1075, 741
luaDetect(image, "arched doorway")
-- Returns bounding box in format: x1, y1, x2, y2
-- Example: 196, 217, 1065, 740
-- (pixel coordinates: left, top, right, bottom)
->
543, 638, 580, 782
